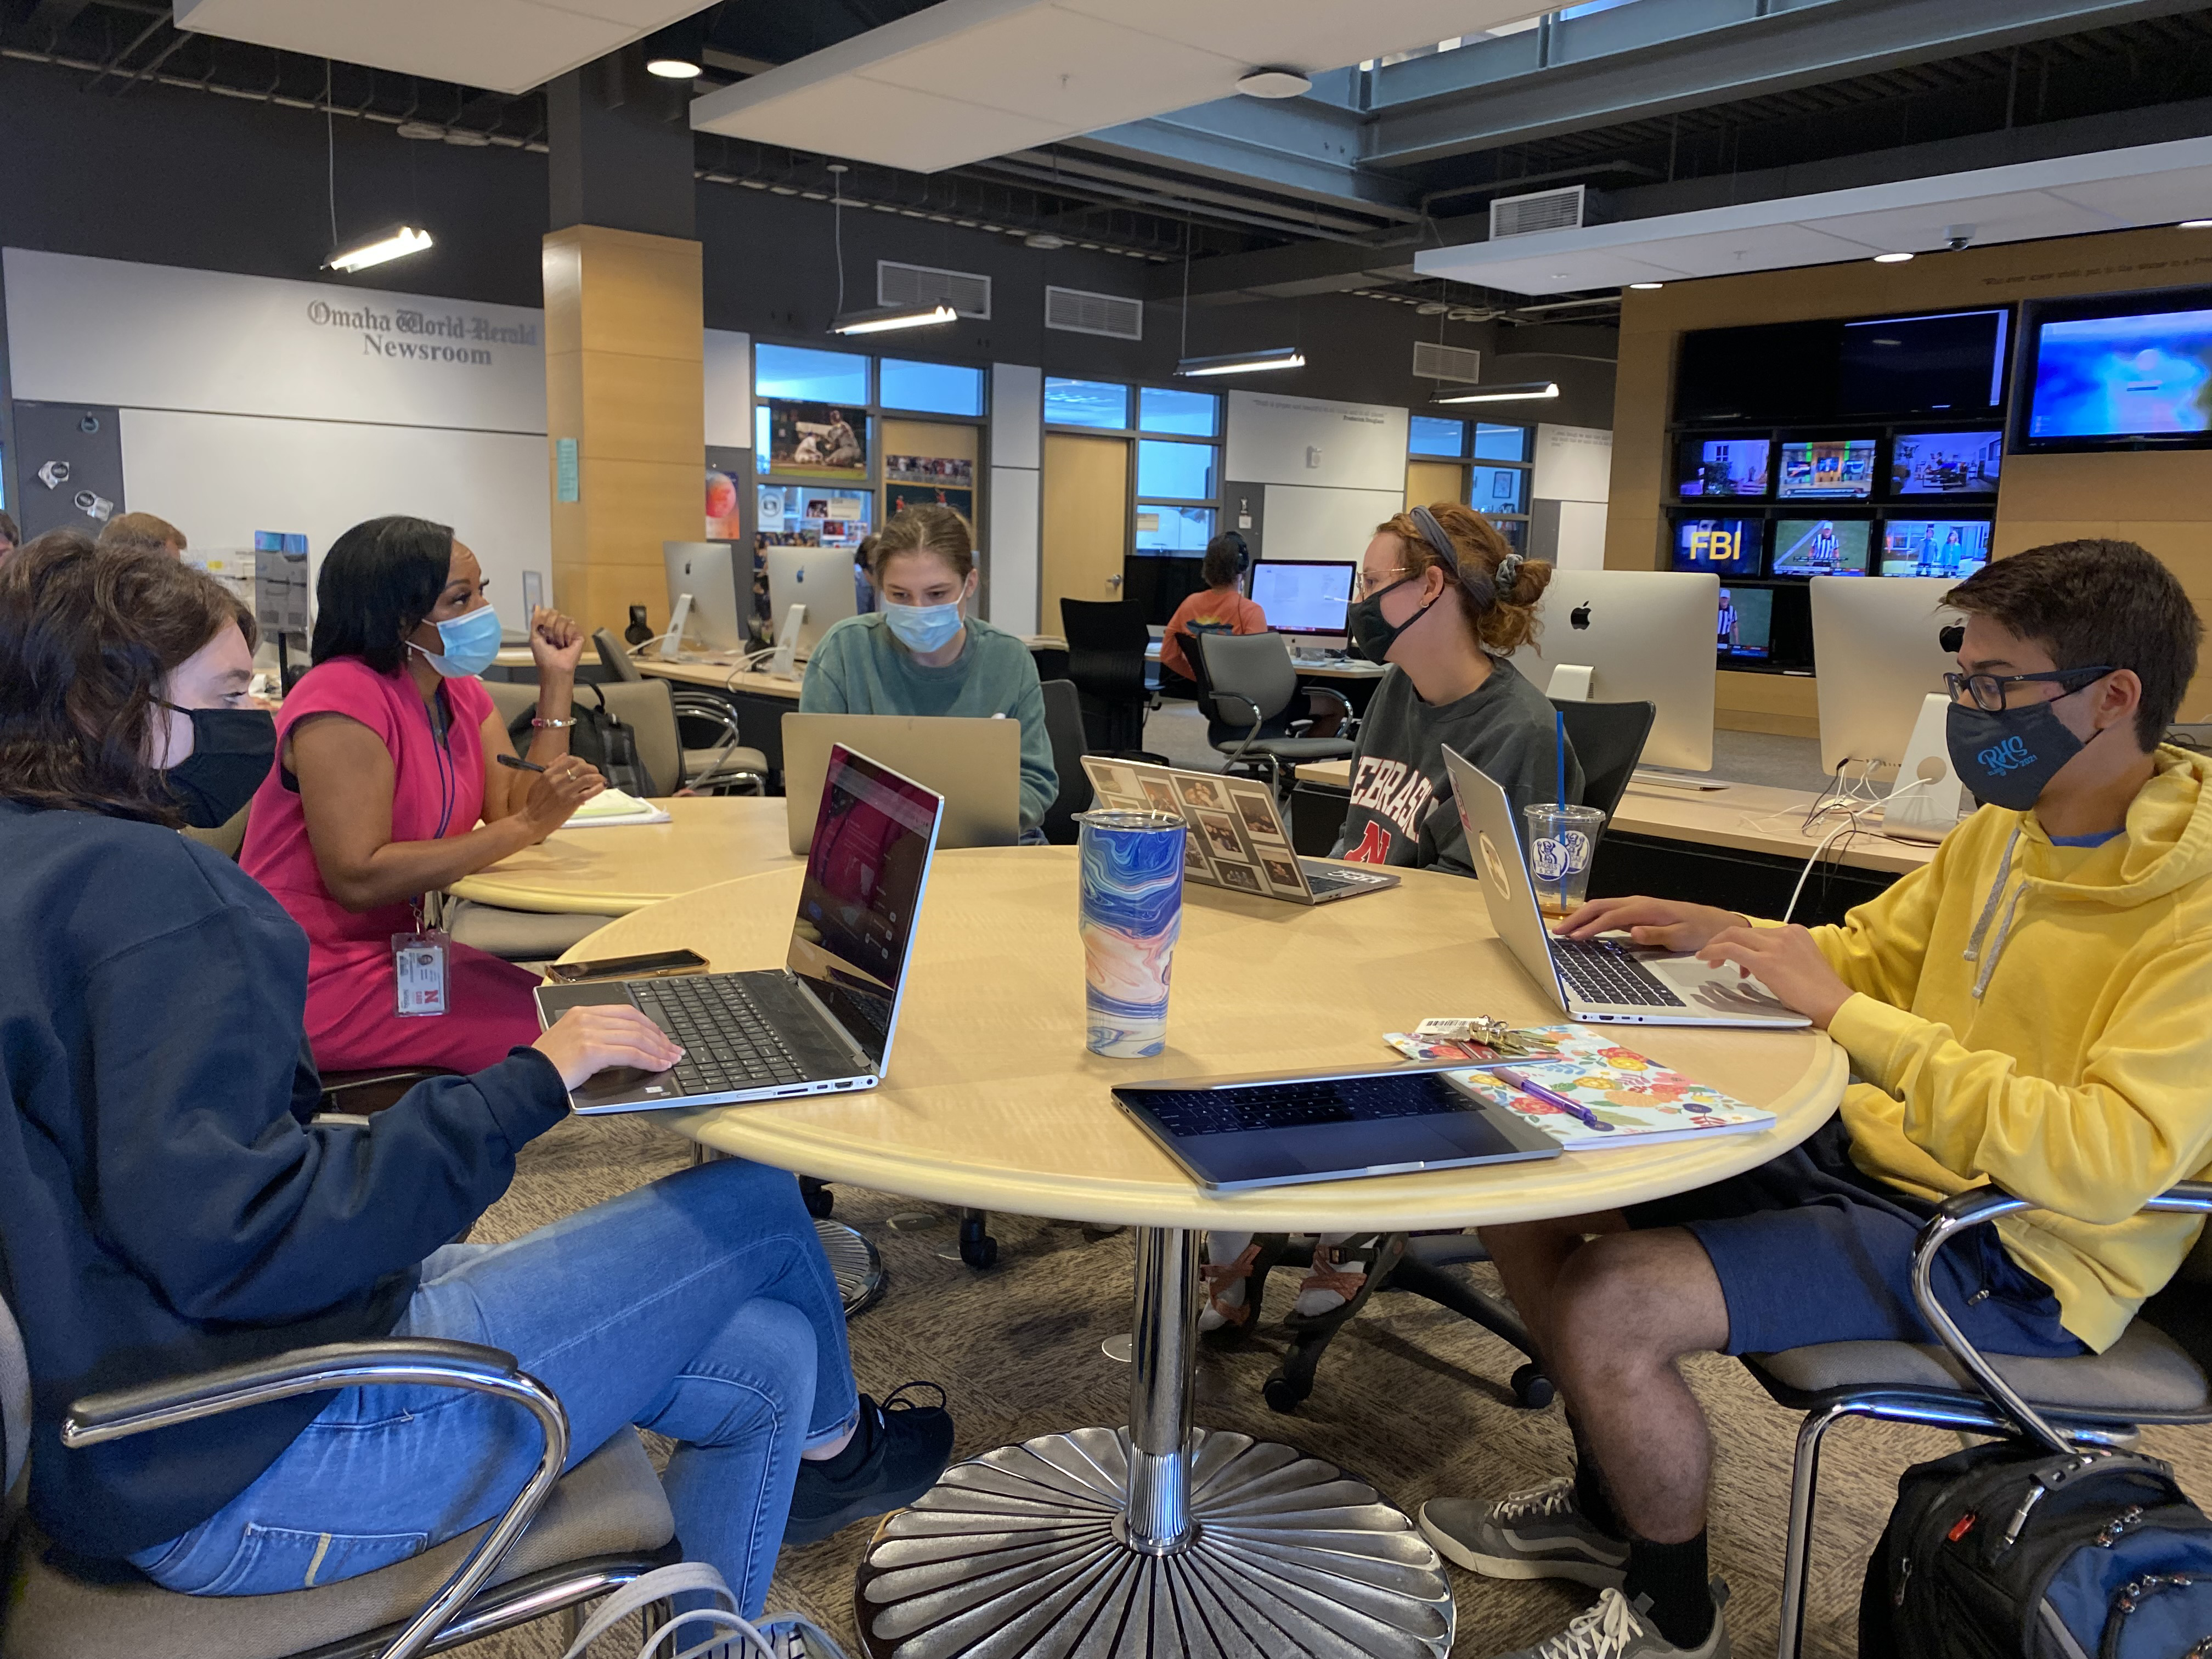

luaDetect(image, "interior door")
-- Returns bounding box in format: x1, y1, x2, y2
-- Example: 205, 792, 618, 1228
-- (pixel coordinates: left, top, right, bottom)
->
1405, 459, 1465, 515
1042, 432, 1130, 637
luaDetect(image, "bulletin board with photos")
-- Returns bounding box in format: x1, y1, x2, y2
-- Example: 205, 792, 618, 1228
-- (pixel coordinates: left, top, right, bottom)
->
1086, 762, 1311, 902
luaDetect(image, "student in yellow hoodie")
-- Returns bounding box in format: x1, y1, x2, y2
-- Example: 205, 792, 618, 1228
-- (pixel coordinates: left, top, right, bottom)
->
1420, 538, 2211, 1659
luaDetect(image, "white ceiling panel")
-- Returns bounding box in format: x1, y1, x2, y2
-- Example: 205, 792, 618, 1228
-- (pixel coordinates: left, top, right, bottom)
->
173, 0, 706, 95
763, 82, 1073, 175
1416, 137, 2212, 296
691, 0, 1559, 171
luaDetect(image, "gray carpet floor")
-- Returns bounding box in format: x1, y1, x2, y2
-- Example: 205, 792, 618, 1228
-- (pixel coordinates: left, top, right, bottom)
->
458, 1114, 2212, 1659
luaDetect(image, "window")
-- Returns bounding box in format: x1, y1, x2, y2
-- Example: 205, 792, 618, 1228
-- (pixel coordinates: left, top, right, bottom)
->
1474, 422, 1533, 462
1044, 377, 1130, 429
1137, 440, 1215, 501
754, 343, 870, 404
879, 358, 984, 417
1409, 415, 1466, 458
1476, 466, 1528, 516
1138, 386, 1217, 436
1135, 504, 1215, 552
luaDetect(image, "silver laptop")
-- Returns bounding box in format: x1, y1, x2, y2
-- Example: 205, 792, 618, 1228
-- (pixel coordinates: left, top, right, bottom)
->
1081, 756, 1398, 905
1443, 748, 1808, 1028
535, 745, 944, 1113
782, 713, 1020, 854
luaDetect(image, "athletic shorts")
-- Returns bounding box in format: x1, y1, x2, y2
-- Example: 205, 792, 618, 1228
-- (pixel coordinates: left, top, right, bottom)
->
1622, 1114, 2087, 1359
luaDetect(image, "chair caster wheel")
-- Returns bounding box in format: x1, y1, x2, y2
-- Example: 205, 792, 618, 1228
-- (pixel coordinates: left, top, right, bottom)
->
959, 1234, 998, 1269
1511, 1362, 1555, 1409
800, 1180, 834, 1219
1262, 1374, 1307, 1414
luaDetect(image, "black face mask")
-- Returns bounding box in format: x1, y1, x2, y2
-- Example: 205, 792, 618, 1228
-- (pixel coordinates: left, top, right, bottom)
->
1347, 576, 1440, 664
161, 707, 276, 828
1945, 693, 2089, 812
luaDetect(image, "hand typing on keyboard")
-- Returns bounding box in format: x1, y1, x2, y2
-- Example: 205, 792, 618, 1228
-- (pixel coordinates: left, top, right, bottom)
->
1692, 922, 1852, 1028
1553, 895, 1750, 953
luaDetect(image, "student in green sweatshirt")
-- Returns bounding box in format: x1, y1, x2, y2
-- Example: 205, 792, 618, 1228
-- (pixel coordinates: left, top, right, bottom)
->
799, 504, 1058, 836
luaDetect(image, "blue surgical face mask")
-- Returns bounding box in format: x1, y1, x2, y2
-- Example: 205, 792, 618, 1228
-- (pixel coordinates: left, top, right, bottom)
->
410, 602, 503, 679
882, 600, 964, 655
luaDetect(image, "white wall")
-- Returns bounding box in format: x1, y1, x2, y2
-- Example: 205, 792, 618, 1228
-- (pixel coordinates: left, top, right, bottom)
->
985, 362, 1042, 633
1225, 390, 1409, 490
703, 329, 752, 450
1260, 483, 1402, 563
1532, 422, 1613, 503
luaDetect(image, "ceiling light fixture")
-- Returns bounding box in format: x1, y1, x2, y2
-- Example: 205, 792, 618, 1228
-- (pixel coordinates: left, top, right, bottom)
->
1872, 251, 1915, 264
1628, 281, 1665, 291
646, 56, 701, 78
2181, 219, 2212, 229
831, 302, 958, 336
1235, 67, 1312, 99
1024, 232, 1067, 250
324, 224, 434, 273
1431, 380, 1560, 405
1175, 346, 1306, 377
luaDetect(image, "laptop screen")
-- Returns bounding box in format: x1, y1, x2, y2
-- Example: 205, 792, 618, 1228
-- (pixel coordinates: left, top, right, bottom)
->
788, 745, 943, 1069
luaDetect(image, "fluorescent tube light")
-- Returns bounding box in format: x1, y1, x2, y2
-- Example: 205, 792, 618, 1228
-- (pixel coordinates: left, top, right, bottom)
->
830, 303, 957, 336
323, 225, 434, 273
1431, 380, 1560, 405
1175, 346, 1305, 377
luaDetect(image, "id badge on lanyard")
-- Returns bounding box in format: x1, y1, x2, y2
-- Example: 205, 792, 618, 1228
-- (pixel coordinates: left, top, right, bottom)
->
394, 902, 450, 1017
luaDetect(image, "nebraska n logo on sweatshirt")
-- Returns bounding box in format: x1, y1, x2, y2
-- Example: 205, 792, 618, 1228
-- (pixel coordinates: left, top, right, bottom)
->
1344, 757, 1434, 862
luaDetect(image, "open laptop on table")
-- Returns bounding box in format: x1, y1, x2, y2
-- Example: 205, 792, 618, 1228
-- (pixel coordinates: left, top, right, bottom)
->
1443, 747, 1808, 1029
1081, 755, 1397, 905
783, 713, 1020, 854
535, 744, 945, 1113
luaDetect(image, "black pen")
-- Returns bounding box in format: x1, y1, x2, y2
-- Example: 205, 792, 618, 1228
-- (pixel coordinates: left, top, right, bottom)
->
498, 753, 546, 774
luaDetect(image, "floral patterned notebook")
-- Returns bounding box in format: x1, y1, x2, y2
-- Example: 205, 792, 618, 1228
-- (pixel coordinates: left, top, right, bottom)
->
1384, 1024, 1774, 1151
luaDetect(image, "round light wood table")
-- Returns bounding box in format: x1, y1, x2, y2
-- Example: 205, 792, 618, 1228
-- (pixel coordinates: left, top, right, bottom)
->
448, 796, 798, 916
561, 848, 1845, 1659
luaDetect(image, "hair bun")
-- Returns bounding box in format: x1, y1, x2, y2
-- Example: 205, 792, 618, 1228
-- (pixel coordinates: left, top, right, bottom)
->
1494, 553, 1525, 597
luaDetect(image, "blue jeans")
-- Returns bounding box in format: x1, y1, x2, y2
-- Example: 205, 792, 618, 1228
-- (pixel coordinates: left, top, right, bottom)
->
128, 1157, 857, 1614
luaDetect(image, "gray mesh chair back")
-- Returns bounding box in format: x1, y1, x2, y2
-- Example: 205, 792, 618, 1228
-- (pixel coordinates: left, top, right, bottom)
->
1550, 698, 1655, 826
1189, 632, 1357, 787
1037, 679, 1093, 845
1195, 631, 1297, 731
591, 629, 645, 682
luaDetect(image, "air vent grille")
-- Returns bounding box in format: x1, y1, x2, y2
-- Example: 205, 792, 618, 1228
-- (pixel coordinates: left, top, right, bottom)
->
1490, 185, 1585, 240
1412, 341, 1483, 383
1045, 286, 1143, 340
877, 261, 991, 319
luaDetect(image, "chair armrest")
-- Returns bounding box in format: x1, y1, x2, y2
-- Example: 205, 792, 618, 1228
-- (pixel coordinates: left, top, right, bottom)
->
1211, 692, 1262, 728
66, 1338, 569, 1659
1911, 1182, 2212, 1455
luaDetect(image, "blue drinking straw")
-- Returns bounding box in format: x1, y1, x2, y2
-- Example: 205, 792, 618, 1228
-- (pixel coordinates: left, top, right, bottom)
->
1555, 710, 1567, 809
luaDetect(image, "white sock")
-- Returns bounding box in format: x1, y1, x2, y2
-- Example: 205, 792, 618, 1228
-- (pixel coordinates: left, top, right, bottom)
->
1199, 1232, 1255, 1331
1294, 1232, 1363, 1318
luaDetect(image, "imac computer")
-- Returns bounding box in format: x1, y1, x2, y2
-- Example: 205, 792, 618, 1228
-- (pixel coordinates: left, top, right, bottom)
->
765, 545, 862, 659
1250, 559, 1355, 651
662, 542, 748, 655
1809, 575, 1962, 777
1506, 570, 1720, 775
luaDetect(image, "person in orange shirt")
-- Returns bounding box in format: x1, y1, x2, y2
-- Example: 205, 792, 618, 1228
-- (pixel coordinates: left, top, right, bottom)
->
1158, 532, 1266, 699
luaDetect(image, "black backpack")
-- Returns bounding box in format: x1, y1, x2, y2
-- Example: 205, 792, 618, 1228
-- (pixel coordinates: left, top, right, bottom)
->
1859, 1440, 2212, 1657
505, 683, 659, 798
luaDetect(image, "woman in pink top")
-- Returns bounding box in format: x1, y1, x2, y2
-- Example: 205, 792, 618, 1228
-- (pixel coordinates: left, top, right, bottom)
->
1158, 532, 1267, 698
241, 516, 605, 1073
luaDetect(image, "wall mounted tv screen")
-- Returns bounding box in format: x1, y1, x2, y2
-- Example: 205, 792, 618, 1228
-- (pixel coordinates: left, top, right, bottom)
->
1674, 321, 1837, 425
1837, 310, 2007, 417
1671, 517, 1760, 578
1778, 439, 1876, 499
1717, 585, 1774, 661
2021, 290, 2212, 449
1891, 431, 2002, 495
1770, 518, 1872, 577
1881, 519, 1992, 579
1676, 436, 1771, 498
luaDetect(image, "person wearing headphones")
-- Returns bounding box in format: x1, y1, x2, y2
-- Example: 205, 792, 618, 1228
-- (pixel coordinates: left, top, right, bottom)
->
1202, 504, 1582, 1348
1158, 531, 1266, 700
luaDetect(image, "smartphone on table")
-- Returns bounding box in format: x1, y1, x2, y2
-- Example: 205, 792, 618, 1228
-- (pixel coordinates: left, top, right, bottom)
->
542, 949, 707, 984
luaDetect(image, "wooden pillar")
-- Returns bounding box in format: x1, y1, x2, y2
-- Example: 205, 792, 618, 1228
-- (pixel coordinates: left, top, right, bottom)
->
543, 224, 702, 637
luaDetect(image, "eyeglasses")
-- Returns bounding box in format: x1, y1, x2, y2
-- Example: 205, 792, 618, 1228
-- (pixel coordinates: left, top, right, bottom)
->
1943, 665, 2114, 713
1352, 565, 1411, 601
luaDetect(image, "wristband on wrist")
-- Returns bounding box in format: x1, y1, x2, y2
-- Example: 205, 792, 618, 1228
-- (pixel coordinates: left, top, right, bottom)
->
530, 715, 578, 730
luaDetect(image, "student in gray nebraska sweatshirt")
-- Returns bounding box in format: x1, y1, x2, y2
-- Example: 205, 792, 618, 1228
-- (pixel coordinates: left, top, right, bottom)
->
1331, 501, 1582, 877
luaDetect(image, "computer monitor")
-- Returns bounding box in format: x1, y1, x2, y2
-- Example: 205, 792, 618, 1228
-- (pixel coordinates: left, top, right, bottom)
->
1669, 517, 1760, 579
1716, 585, 1775, 662
1777, 439, 1877, 499
1506, 570, 1720, 772
1889, 431, 2002, 496
1880, 518, 1991, 579
765, 545, 862, 658
1770, 518, 1872, 577
662, 541, 747, 654
1809, 575, 1963, 776
1674, 436, 1771, 498
1250, 559, 1355, 639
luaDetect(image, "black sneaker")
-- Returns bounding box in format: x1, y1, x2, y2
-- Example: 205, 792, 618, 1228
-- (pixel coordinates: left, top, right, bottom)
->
782, 1383, 954, 1547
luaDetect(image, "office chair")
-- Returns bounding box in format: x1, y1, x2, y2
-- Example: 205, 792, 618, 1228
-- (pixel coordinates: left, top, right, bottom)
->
1187, 631, 1357, 793
1037, 678, 1094, 847
1549, 697, 1655, 828
1058, 599, 1151, 753
0, 1290, 680, 1659
590, 629, 768, 795
1743, 1182, 2212, 1659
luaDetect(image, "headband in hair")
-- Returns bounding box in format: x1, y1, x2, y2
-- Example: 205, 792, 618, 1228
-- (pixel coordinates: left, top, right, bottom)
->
1409, 504, 1523, 609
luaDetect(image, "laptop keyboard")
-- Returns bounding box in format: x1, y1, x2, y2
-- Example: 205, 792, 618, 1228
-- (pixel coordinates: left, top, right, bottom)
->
1553, 937, 1687, 1009
1301, 859, 1390, 894
1137, 1073, 1472, 1138
631, 974, 815, 1094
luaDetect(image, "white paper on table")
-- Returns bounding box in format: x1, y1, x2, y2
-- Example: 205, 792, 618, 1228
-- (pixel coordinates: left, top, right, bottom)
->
559, 787, 672, 828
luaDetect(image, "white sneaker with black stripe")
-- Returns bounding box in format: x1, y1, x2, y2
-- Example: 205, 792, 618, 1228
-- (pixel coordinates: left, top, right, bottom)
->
1419, 1476, 1630, 1587
1483, 1585, 1730, 1659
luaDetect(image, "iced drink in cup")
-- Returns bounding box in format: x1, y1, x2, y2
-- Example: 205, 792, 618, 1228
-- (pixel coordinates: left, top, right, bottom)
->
1522, 803, 1606, 919
1076, 809, 1187, 1058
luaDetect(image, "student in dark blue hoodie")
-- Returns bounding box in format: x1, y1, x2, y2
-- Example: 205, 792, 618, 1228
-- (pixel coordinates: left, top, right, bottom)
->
0, 533, 951, 1612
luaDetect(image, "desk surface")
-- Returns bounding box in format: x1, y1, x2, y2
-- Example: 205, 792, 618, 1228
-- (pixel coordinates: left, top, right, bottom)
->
635, 657, 806, 699
1295, 760, 1938, 877
450, 797, 797, 915
562, 848, 1842, 1232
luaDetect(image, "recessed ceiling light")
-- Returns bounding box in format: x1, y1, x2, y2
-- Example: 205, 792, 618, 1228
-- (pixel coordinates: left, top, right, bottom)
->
2181, 219, 2212, 229
1628, 281, 1665, 291
1024, 232, 1067, 250
395, 121, 444, 141
1236, 68, 1312, 98
646, 57, 701, 78
1873, 251, 1915, 264
1549, 272, 1571, 279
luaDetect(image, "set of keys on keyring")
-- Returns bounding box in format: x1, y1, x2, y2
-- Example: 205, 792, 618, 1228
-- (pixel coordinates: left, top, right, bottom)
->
1413, 1018, 1564, 1057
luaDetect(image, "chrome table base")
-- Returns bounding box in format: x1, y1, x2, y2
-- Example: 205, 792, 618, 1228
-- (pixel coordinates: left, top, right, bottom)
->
817, 1218, 885, 1317
852, 1229, 1454, 1658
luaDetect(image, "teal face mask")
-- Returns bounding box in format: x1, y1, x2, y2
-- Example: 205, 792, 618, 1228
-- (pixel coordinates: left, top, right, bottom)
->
882, 600, 964, 654
411, 602, 503, 679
